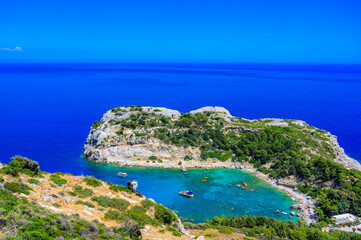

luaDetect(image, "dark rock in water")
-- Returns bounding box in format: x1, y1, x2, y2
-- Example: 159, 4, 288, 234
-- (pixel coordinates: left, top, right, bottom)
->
275, 210, 280, 214
290, 211, 296, 216
291, 204, 301, 210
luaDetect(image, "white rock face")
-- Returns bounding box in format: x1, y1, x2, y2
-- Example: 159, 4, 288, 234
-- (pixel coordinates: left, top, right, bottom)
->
263, 118, 289, 127
190, 106, 232, 117
330, 135, 361, 171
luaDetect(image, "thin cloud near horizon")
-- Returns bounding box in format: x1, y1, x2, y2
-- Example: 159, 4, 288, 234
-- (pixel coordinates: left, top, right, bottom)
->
0, 47, 22, 52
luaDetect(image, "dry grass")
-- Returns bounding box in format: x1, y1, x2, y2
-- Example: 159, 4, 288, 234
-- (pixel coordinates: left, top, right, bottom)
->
3, 172, 142, 227
2, 172, 236, 239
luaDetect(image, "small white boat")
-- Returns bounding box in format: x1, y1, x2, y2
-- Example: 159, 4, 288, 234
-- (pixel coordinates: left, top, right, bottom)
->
282, 212, 287, 215
118, 172, 127, 177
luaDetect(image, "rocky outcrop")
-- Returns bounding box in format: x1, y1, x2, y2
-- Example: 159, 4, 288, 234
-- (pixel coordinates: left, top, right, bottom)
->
84, 137, 201, 163
330, 135, 361, 171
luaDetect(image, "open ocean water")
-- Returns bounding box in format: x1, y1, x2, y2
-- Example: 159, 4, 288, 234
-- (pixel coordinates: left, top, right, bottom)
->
0, 63, 360, 222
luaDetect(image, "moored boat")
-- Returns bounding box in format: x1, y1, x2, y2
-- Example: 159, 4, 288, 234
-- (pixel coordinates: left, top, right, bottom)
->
118, 172, 127, 177
179, 190, 194, 198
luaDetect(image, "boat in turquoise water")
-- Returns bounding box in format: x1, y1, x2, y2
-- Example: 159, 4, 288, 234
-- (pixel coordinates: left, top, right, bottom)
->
117, 172, 127, 177
180, 190, 194, 198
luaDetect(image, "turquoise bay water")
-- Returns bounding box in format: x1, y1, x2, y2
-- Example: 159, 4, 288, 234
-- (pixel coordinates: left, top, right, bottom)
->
81, 159, 297, 223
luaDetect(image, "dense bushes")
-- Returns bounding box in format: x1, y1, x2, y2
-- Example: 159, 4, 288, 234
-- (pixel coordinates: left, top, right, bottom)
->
109, 184, 133, 194
50, 174, 67, 186
75, 200, 95, 208
207, 215, 361, 240
27, 178, 39, 184
121, 205, 155, 227
141, 199, 156, 209
83, 176, 102, 187
4, 182, 33, 195
2, 156, 40, 177
104, 209, 123, 221
154, 204, 177, 225
73, 185, 94, 198
91, 196, 130, 211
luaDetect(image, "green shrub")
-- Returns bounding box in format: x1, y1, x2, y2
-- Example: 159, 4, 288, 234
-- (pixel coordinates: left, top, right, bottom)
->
155, 204, 177, 225
83, 176, 102, 187
121, 205, 154, 226
73, 185, 93, 198
166, 226, 181, 236
92, 196, 111, 208
2, 160, 24, 176
91, 196, 130, 211
148, 156, 157, 160
4, 182, 33, 195
75, 200, 95, 208
27, 178, 39, 185
109, 198, 130, 211
91, 120, 101, 129
68, 191, 77, 197
141, 199, 156, 209
205, 233, 218, 237
50, 174, 67, 186
109, 184, 132, 194
116, 128, 124, 135
53, 203, 62, 208
218, 226, 233, 235
104, 210, 122, 221
134, 132, 146, 137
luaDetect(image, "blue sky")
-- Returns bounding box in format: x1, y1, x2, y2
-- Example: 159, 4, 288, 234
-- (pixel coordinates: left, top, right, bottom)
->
0, 0, 360, 63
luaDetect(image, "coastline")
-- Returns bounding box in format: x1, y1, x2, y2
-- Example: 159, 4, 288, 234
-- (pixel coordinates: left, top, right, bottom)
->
88, 156, 317, 224
83, 105, 361, 226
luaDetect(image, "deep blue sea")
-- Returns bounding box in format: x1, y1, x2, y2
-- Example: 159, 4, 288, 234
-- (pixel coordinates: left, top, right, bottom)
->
0, 63, 360, 222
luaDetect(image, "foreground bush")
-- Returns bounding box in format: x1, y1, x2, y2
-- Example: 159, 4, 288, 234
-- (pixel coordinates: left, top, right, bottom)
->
4, 182, 33, 195
91, 196, 130, 211
83, 176, 102, 187
73, 185, 94, 198
50, 174, 67, 186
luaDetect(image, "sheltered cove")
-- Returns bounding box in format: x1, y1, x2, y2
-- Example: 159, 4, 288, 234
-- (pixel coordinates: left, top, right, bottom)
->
83, 105, 361, 225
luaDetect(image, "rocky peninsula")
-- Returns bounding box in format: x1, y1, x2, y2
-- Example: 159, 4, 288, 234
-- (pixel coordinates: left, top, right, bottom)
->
84, 105, 361, 224
84, 105, 360, 172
